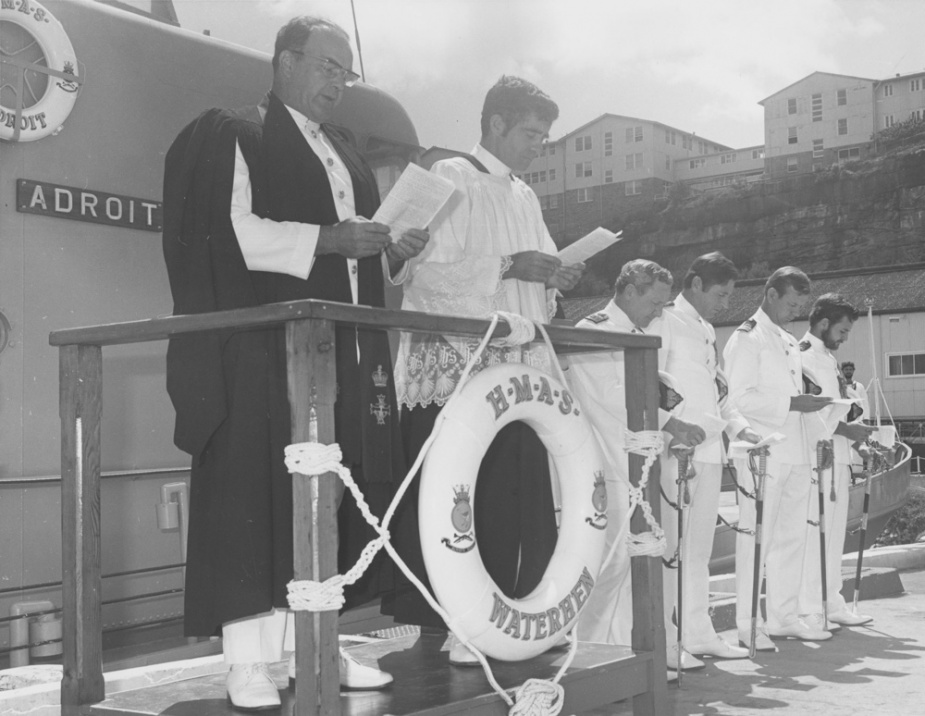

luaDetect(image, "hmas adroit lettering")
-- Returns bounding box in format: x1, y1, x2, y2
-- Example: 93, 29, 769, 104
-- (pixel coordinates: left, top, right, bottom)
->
16, 179, 162, 232
487, 567, 594, 640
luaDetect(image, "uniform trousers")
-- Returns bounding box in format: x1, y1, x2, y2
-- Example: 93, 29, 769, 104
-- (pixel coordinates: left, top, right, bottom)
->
577, 466, 633, 646
223, 609, 294, 665
799, 462, 852, 616
661, 458, 723, 644
734, 459, 812, 631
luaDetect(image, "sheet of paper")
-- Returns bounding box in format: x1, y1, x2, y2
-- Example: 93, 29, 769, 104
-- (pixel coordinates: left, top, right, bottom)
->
728, 432, 787, 457
372, 163, 455, 242
556, 228, 622, 265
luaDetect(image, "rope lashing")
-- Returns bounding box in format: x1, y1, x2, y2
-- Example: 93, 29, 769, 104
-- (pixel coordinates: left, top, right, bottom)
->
623, 430, 666, 557
508, 678, 565, 716
283, 442, 389, 613
489, 310, 536, 348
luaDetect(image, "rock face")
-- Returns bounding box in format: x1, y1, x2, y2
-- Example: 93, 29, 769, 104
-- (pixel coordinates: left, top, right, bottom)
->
590, 148, 925, 288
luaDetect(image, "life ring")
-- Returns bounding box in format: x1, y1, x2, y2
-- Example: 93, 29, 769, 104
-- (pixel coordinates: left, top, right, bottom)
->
419, 364, 608, 661
0, 0, 80, 142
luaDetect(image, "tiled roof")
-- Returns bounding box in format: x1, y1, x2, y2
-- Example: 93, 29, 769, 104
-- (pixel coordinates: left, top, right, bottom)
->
560, 264, 925, 326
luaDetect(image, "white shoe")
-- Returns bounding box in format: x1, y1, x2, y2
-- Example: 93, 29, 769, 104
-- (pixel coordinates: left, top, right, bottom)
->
227, 663, 281, 711
802, 612, 840, 632
828, 610, 873, 627
737, 628, 778, 652
666, 643, 705, 671
686, 636, 749, 660
447, 635, 480, 666
288, 649, 393, 691
768, 618, 832, 641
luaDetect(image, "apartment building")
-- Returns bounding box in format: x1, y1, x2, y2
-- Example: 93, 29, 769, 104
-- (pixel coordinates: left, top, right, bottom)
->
518, 113, 731, 243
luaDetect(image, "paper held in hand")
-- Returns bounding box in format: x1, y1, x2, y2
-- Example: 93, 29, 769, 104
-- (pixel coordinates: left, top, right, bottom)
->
556, 227, 623, 265
372, 163, 455, 242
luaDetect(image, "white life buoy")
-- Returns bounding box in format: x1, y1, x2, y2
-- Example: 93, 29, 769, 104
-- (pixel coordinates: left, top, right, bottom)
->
1, 0, 80, 142
419, 364, 609, 661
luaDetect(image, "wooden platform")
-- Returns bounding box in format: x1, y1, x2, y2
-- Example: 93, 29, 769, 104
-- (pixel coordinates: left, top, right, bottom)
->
90, 633, 641, 715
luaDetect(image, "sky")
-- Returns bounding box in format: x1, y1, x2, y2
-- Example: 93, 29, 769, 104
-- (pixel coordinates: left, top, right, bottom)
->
168, 0, 925, 152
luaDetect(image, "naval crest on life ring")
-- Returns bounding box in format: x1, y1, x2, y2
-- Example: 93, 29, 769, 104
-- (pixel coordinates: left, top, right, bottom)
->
441, 484, 475, 553
1, 0, 82, 142
585, 470, 608, 530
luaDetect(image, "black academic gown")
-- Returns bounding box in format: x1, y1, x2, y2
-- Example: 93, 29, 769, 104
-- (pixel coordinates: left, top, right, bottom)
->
162, 94, 404, 637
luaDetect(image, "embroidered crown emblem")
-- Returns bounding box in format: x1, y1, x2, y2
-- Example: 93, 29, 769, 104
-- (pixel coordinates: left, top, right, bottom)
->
453, 484, 471, 503
372, 364, 389, 388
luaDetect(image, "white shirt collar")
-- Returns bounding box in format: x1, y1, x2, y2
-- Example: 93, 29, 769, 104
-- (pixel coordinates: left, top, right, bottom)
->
604, 300, 641, 332
284, 104, 321, 136
471, 143, 513, 178
674, 292, 703, 323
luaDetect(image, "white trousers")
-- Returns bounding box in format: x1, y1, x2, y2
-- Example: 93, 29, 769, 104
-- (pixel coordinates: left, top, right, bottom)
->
799, 462, 852, 615
734, 460, 812, 631
577, 473, 633, 646
661, 458, 723, 645
222, 609, 295, 665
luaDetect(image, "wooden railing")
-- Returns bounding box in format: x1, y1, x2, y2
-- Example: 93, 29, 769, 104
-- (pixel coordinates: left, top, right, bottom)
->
51, 299, 667, 716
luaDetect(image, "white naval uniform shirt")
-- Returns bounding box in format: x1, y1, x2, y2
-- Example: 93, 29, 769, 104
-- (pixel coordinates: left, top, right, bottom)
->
799, 332, 855, 466
566, 300, 671, 478
229, 105, 360, 300
723, 307, 810, 465
651, 293, 749, 465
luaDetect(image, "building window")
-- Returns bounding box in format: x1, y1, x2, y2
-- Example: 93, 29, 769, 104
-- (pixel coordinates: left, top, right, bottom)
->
884, 115, 895, 128
625, 126, 643, 143
575, 135, 592, 151
539, 195, 548, 209
883, 84, 893, 97
665, 130, 677, 145
888, 352, 925, 377
752, 148, 765, 159
539, 146, 547, 158
812, 139, 824, 158
837, 88, 847, 106
574, 161, 592, 178
787, 98, 797, 114
787, 157, 798, 173
689, 158, 705, 169
812, 93, 823, 122
625, 180, 642, 196
604, 169, 613, 184
665, 155, 671, 170
912, 79, 923, 92
549, 168, 557, 181
837, 147, 860, 161
697, 140, 705, 153
625, 152, 642, 170
548, 194, 560, 209
576, 187, 592, 203
838, 118, 848, 135
520, 174, 530, 184
604, 131, 613, 156
721, 152, 736, 164
912, 109, 924, 122
788, 127, 798, 144
681, 135, 692, 150
548, 144, 556, 156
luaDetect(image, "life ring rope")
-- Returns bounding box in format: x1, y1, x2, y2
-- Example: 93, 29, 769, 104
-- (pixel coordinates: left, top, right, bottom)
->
286, 311, 576, 713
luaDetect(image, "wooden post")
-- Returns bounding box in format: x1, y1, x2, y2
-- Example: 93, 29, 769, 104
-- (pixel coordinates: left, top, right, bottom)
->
286, 319, 340, 716
59, 344, 104, 715
624, 344, 667, 716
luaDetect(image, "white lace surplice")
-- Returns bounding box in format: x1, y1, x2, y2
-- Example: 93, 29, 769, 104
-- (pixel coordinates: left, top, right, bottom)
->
396, 150, 558, 409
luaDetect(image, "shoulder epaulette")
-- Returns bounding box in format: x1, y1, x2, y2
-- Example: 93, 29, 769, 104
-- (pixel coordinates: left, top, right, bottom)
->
585, 312, 609, 324
799, 340, 811, 352
664, 300, 675, 308
736, 318, 757, 333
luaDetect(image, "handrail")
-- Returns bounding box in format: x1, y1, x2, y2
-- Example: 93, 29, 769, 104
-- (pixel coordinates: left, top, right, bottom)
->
49, 298, 659, 352
55, 299, 666, 716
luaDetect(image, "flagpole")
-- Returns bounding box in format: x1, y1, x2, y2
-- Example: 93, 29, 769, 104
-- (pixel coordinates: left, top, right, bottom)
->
350, 0, 367, 83
865, 298, 881, 428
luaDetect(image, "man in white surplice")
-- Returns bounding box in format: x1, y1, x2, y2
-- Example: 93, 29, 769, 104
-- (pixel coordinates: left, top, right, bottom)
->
385, 76, 584, 663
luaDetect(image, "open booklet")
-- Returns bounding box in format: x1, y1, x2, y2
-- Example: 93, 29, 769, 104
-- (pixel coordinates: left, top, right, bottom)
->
556, 227, 623, 265
372, 162, 455, 242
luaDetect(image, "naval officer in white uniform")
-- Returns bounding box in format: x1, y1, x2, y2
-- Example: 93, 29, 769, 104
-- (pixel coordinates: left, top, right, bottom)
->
566, 260, 704, 667
652, 253, 760, 663
798, 294, 876, 629
723, 267, 834, 650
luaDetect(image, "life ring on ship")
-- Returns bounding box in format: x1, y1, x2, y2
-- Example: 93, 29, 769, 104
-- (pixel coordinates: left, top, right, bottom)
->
419, 364, 609, 661
0, 0, 80, 143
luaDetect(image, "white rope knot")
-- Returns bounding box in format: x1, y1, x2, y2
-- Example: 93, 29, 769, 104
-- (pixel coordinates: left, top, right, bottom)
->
283, 440, 389, 612
489, 310, 536, 347
509, 678, 564, 716
623, 430, 667, 557
284, 441, 343, 476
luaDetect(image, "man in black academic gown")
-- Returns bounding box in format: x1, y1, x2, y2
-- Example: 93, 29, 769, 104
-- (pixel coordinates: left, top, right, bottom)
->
162, 16, 428, 711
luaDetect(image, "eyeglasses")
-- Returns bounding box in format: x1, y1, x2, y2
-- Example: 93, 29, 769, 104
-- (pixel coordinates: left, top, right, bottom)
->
288, 50, 360, 87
